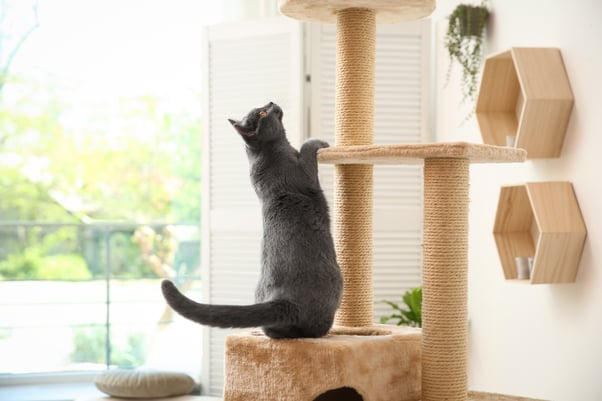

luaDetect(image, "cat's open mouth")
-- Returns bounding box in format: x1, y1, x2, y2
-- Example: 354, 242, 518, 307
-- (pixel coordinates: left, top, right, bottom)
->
241, 114, 264, 136
239, 129, 257, 137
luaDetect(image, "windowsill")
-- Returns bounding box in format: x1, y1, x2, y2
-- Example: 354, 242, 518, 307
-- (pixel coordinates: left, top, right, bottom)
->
0, 383, 223, 401
0, 373, 220, 401
0, 382, 106, 401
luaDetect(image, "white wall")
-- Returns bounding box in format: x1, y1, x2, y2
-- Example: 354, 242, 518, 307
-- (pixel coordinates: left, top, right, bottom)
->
432, 1, 602, 400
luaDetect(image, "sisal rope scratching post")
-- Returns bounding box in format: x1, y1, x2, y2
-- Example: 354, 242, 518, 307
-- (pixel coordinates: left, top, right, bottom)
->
334, 8, 375, 327
423, 158, 469, 401
333, 7, 470, 397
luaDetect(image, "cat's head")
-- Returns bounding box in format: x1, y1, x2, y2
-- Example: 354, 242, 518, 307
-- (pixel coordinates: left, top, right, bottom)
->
228, 102, 285, 145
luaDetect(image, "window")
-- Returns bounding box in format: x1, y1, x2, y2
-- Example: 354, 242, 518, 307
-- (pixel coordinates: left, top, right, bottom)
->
0, 0, 221, 382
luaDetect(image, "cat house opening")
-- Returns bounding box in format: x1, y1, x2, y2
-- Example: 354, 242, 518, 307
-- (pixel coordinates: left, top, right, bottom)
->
313, 386, 363, 401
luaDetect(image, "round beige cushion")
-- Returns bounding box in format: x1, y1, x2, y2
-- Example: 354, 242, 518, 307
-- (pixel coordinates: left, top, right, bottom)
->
95, 369, 196, 399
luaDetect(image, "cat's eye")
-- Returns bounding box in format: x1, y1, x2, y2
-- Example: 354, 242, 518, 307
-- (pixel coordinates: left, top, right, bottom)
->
259, 110, 267, 117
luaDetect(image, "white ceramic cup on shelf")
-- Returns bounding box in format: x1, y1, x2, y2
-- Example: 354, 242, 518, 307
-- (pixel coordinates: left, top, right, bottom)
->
515, 256, 530, 280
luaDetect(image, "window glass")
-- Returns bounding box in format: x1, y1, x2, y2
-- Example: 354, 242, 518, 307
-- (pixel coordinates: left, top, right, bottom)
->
0, 0, 219, 378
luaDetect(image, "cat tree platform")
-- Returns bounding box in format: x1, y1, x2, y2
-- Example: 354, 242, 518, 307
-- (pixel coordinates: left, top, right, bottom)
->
279, 0, 435, 23
224, 325, 422, 401
317, 142, 526, 165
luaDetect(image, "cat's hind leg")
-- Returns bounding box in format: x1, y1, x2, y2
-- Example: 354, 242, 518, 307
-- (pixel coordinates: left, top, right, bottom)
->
263, 322, 330, 339
262, 326, 305, 339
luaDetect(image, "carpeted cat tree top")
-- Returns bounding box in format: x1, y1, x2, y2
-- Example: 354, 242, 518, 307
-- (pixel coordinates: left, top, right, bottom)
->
223, 1, 526, 401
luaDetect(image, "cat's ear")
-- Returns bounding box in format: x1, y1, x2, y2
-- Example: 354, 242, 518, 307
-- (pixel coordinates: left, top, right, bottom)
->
229, 118, 255, 137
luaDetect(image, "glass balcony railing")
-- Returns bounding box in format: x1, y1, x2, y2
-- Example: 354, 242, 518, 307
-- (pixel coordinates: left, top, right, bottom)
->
0, 222, 202, 378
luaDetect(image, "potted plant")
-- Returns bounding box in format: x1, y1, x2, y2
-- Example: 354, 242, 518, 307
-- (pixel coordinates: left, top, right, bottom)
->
444, 3, 490, 104
380, 286, 422, 327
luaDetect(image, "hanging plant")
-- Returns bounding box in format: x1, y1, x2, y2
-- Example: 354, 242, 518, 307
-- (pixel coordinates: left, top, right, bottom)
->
444, 3, 490, 104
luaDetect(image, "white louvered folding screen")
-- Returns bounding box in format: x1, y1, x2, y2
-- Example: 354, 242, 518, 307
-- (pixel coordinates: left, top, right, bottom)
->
308, 19, 431, 321
200, 17, 304, 395
201, 17, 430, 397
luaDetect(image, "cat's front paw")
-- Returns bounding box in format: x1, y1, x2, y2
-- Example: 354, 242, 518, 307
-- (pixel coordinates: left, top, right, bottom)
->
303, 138, 330, 151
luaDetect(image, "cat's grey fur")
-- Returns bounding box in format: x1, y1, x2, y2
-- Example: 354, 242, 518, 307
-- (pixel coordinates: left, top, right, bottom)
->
161, 102, 342, 339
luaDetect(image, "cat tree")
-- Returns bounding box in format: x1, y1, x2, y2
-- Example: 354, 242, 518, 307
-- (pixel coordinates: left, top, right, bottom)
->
223, 1, 526, 400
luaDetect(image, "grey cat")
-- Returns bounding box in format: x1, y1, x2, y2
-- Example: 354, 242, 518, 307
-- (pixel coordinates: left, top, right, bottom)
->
161, 102, 343, 339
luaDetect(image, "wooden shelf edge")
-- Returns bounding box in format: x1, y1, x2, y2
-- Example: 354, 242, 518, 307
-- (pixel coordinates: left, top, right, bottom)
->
318, 142, 527, 165
505, 279, 532, 284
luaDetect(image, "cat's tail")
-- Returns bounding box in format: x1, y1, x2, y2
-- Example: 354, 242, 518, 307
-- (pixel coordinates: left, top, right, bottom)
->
161, 280, 299, 329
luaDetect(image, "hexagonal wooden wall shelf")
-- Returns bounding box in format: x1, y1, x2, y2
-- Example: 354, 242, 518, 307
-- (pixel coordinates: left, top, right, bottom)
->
476, 48, 574, 158
493, 182, 586, 284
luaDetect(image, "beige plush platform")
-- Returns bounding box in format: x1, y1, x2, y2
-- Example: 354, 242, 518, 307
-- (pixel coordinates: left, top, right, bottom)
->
317, 142, 527, 165
279, 0, 436, 23
77, 392, 544, 401
223, 325, 422, 401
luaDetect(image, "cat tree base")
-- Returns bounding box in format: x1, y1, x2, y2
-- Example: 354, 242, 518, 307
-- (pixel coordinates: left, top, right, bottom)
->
223, 325, 422, 401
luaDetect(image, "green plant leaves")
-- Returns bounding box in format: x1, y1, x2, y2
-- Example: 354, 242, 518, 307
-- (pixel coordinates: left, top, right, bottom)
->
380, 286, 422, 328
